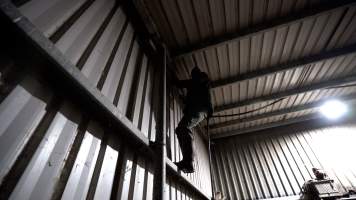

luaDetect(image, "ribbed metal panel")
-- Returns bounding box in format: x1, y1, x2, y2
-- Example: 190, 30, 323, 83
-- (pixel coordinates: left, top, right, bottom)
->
0, 77, 52, 186
0, 71, 159, 199
166, 177, 203, 200
174, 11, 356, 105
209, 86, 356, 134
0, 72, 210, 200
17, 0, 150, 123
143, 0, 334, 49
140, 0, 356, 136
212, 122, 356, 199
206, 52, 356, 105
167, 93, 212, 196
0, 0, 212, 199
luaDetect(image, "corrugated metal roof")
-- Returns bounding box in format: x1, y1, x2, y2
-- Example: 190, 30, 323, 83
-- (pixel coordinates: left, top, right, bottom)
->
209, 86, 356, 134
144, 0, 345, 49
140, 0, 356, 136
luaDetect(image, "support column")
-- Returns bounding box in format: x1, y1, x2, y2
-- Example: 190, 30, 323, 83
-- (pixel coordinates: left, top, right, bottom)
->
207, 118, 215, 199
152, 45, 167, 200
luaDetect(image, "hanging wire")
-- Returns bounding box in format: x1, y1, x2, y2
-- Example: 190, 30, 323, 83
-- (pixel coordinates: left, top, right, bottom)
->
326, 83, 356, 89
209, 82, 356, 119
208, 80, 299, 119
211, 98, 285, 118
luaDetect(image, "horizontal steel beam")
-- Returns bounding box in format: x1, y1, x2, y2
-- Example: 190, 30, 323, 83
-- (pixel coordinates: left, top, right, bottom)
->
166, 159, 210, 199
211, 44, 356, 89
173, 0, 356, 59
210, 93, 356, 129
1, 1, 151, 147
211, 114, 319, 139
212, 108, 356, 139
0, 2, 210, 198
214, 75, 356, 112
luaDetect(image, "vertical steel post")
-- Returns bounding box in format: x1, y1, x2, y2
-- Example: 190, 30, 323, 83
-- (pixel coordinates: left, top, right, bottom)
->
152, 45, 167, 200
207, 118, 215, 199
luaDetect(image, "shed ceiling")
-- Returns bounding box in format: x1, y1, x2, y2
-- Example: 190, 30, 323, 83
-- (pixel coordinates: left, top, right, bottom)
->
137, 0, 356, 138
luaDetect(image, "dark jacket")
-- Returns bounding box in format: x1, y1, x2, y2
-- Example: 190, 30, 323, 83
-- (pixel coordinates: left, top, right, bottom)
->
175, 73, 213, 116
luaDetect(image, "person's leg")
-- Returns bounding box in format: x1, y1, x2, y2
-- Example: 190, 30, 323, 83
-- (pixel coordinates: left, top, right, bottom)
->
175, 115, 194, 171
175, 111, 207, 172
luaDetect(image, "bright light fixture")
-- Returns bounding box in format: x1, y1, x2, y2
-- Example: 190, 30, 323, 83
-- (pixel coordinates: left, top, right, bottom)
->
319, 100, 347, 120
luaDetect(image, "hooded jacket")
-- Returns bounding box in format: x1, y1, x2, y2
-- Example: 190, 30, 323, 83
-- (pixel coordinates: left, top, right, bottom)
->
175, 71, 213, 116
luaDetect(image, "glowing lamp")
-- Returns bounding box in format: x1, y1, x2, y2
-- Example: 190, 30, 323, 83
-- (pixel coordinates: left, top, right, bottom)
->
319, 100, 347, 120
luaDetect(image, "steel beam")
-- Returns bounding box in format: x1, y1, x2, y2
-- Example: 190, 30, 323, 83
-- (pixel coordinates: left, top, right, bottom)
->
211, 44, 356, 89
120, 0, 157, 56
0, 0, 152, 148
211, 114, 319, 139
212, 109, 356, 139
166, 159, 210, 199
215, 75, 356, 112
152, 45, 167, 200
0, 3, 210, 199
210, 93, 356, 129
173, 0, 356, 59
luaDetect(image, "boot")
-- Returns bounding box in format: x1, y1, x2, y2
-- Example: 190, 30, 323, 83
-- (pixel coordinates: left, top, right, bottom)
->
175, 126, 194, 173
174, 160, 194, 173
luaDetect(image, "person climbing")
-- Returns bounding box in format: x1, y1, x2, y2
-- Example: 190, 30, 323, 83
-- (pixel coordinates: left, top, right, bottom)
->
172, 67, 213, 173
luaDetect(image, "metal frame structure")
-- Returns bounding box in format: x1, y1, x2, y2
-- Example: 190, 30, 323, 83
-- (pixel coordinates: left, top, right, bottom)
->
212, 114, 319, 139
210, 93, 356, 130
2, 0, 356, 198
128, 1, 356, 199
0, 1, 211, 199
211, 44, 356, 89
152, 44, 167, 200
143, 0, 356, 140
215, 75, 356, 112
172, 0, 356, 59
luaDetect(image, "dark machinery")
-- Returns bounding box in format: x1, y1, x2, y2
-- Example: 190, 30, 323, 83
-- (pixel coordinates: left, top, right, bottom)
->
300, 168, 356, 200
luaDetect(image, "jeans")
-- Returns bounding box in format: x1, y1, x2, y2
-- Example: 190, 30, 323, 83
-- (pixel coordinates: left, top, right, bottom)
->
175, 111, 207, 163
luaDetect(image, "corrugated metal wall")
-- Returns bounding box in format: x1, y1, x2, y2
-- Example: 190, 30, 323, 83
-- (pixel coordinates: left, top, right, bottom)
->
0, 0, 211, 199
166, 176, 206, 200
167, 90, 212, 196
212, 121, 356, 200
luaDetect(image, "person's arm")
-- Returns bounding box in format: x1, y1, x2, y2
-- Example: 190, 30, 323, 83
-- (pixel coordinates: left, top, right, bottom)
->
207, 87, 214, 117
174, 79, 191, 89
170, 70, 191, 89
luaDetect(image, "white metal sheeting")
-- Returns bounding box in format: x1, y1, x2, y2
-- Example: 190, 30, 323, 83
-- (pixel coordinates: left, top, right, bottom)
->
10, 102, 81, 200
18, 0, 87, 37
0, 69, 209, 199
61, 125, 102, 200
144, 0, 333, 49
166, 177, 203, 200
209, 86, 356, 134
0, 0, 212, 199
0, 77, 51, 184
212, 122, 356, 199
140, 0, 356, 136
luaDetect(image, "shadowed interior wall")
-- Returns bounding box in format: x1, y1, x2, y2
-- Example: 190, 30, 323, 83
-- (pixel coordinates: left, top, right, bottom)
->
212, 121, 356, 200
167, 90, 212, 196
0, 0, 211, 199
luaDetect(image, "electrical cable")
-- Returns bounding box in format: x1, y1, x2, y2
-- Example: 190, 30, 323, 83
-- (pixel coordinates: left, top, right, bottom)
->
205, 98, 285, 199
326, 83, 356, 89
211, 98, 285, 118
210, 82, 356, 119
